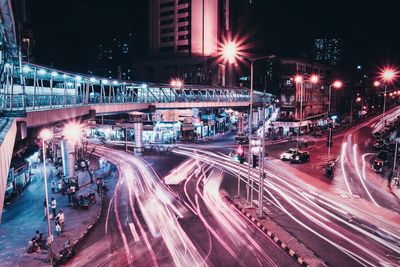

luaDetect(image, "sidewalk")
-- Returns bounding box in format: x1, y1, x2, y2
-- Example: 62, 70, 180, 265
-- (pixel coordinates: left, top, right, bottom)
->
0, 159, 107, 266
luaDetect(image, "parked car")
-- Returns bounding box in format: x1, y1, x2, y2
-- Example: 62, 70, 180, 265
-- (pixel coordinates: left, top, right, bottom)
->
372, 159, 384, 173
280, 148, 297, 161
290, 150, 310, 163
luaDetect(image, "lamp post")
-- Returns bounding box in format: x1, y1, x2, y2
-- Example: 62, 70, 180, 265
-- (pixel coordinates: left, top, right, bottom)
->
328, 80, 343, 115
294, 74, 320, 149
39, 129, 54, 265
375, 68, 398, 126
221, 40, 275, 205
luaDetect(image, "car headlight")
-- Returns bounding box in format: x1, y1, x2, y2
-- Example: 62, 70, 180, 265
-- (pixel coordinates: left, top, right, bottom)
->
295, 156, 300, 160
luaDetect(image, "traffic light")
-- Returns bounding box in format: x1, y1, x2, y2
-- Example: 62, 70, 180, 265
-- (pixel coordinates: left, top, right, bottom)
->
252, 154, 259, 168
237, 145, 245, 164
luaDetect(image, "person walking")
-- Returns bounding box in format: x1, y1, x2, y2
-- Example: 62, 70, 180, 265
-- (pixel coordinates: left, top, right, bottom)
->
55, 221, 62, 236
56, 210, 65, 229
96, 178, 101, 194
51, 180, 56, 193
51, 197, 57, 218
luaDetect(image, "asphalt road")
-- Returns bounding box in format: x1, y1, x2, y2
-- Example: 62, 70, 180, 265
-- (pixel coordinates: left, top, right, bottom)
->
68, 108, 400, 266
69, 144, 296, 267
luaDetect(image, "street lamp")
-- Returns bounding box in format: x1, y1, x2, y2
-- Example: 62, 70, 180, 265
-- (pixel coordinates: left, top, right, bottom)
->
293, 74, 320, 148
326, 80, 343, 153
221, 40, 275, 217
376, 67, 398, 124
328, 80, 343, 115
170, 78, 184, 89
39, 128, 54, 265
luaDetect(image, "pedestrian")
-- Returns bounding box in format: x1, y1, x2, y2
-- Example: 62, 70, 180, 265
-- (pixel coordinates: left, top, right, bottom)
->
96, 178, 101, 194
28, 238, 39, 253
70, 184, 76, 197
57, 180, 62, 192
35, 230, 40, 241
51, 197, 57, 218
56, 210, 65, 229
67, 187, 72, 205
51, 180, 56, 193
89, 168, 94, 183
55, 221, 62, 236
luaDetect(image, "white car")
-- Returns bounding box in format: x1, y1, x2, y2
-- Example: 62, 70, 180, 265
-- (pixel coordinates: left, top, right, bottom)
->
280, 148, 297, 160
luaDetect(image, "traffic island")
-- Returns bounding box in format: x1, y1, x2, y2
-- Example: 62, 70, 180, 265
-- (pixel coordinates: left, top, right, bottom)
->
223, 193, 327, 267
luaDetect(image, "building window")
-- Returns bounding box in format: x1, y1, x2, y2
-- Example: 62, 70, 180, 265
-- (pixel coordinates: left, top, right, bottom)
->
161, 36, 174, 42
160, 19, 174, 25
178, 7, 190, 14
160, 10, 174, 17
160, 1, 174, 8
178, 16, 189, 23
160, 46, 174, 52
160, 27, 174, 34
178, 34, 189, 40
177, 45, 189, 51
178, 25, 189, 31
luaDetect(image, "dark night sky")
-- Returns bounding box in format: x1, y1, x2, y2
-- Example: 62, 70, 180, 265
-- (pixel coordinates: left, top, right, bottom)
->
30, 0, 400, 73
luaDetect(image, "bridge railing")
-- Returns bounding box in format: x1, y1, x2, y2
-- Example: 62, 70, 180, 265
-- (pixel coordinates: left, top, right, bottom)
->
0, 90, 254, 111
0, 62, 265, 113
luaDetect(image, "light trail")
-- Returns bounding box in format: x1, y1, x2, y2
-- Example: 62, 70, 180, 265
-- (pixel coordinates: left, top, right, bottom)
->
340, 142, 353, 195
172, 147, 400, 266
352, 144, 380, 206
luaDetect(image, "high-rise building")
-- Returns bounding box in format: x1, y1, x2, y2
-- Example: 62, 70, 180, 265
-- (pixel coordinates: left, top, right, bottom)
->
135, 0, 239, 87
149, 0, 221, 58
92, 31, 134, 80
314, 38, 342, 66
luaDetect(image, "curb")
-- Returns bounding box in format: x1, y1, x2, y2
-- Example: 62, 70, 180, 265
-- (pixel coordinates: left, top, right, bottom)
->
54, 182, 107, 265
224, 196, 310, 267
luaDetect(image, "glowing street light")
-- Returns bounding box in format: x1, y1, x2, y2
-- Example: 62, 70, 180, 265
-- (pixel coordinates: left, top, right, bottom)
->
294, 75, 303, 84
38, 69, 47, 76
170, 78, 184, 88
22, 66, 31, 73
373, 81, 381, 87
310, 74, 320, 84
222, 41, 238, 63
356, 96, 362, 102
63, 123, 83, 143
381, 68, 397, 82
333, 80, 343, 89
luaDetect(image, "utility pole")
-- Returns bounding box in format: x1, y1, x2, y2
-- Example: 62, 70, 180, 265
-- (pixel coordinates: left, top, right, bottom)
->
125, 123, 128, 152
258, 88, 266, 218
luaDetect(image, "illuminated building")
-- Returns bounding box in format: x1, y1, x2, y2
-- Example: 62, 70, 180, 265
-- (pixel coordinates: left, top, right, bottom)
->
135, 0, 238, 87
